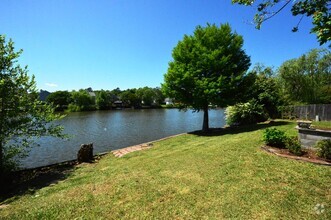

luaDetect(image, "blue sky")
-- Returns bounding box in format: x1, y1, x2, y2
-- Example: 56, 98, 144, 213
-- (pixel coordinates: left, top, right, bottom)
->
1, 0, 324, 92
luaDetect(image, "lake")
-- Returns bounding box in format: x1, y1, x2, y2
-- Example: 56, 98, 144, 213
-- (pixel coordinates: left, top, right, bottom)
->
20, 109, 226, 169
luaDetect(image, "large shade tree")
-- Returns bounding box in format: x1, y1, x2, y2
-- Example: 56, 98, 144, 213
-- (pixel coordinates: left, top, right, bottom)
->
162, 23, 251, 132
0, 35, 64, 175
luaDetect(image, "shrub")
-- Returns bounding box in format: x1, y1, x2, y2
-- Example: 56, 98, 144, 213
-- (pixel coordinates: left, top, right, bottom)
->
262, 128, 287, 148
286, 136, 303, 156
316, 139, 331, 160
67, 103, 96, 112
68, 103, 81, 112
225, 101, 268, 126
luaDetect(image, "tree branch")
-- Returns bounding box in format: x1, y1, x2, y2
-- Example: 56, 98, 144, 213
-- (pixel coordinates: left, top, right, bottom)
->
262, 0, 292, 22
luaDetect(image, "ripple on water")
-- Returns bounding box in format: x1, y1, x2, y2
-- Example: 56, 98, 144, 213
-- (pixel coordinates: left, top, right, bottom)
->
20, 109, 225, 168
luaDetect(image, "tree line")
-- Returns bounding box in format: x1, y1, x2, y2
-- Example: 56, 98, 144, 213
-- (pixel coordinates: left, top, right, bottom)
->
46, 48, 330, 117
45, 87, 166, 112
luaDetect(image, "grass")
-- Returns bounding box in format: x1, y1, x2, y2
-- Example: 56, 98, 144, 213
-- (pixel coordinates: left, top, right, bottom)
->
0, 120, 330, 219
312, 121, 331, 130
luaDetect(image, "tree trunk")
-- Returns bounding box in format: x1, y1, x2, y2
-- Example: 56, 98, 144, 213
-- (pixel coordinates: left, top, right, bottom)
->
202, 105, 209, 132
0, 141, 3, 178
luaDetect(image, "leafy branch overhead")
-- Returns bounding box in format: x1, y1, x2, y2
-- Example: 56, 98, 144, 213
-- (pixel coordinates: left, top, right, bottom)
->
0, 35, 66, 174
232, 0, 331, 46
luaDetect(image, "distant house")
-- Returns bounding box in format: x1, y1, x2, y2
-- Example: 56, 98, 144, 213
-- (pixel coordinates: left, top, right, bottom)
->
85, 87, 96, 98
164, 98, 173, 105
88, 91, 96, 97
113, 100, 123, 109
39, 90, 51, 101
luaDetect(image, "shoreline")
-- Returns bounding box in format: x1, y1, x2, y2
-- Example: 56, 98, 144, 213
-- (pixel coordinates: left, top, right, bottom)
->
111, 133, 187, 157
0, 132, 188, 199
19, 132, 188, 172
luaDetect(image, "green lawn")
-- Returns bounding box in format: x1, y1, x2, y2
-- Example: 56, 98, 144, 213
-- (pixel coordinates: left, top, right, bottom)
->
312, 121, 331, 130
0, 121, 330, 219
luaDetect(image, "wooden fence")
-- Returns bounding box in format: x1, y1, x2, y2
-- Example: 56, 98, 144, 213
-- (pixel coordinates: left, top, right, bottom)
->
282, 104, 331, 121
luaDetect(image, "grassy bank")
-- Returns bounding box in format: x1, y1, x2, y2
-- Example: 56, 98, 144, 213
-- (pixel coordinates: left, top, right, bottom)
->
312, 121, 331, 130
0, 121, 330, 219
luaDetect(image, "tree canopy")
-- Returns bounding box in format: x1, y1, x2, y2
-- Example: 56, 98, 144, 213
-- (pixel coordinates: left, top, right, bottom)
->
162, 23, 251, 131
46, 90, 72, 111
120, 89, 141, 108
232, 0, 331, 46
278, 48, 331, 104
0, 35, 64, 174
248, 64, 284, 118
68, 90, 95, 111
96, 90, 112, 110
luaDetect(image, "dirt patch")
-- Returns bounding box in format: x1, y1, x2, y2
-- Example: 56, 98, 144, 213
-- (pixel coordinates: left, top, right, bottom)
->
261, 146, 331, 166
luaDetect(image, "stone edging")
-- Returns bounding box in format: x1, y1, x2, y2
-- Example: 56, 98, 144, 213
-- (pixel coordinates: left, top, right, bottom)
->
261, 146, 331, 166
112, 133, 187, 158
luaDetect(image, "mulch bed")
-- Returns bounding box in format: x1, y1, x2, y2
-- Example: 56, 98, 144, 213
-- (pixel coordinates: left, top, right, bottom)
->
261, 146, 331, 166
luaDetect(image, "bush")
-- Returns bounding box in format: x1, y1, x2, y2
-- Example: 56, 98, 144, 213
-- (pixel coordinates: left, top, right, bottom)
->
262, 128, 287, 148
68, 103, 81, 112
316, 139, 331, 160
286, 136, 303, 156
225, 101, 268, 126
67, 103, 96, 112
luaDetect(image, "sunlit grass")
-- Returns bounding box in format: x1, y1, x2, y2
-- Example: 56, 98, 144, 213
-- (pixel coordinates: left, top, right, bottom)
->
0, 120, 330, 219
312, 121, 331, 130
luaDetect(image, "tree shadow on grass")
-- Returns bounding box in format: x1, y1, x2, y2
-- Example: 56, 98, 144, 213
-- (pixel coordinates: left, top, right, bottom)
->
189, 121, 292, 137
0, 161, 78, 203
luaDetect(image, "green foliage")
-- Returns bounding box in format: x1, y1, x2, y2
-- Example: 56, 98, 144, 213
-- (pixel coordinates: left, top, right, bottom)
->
120, 89, 141, 108
278, 49, 331, 104
262, 128, 287, 148
162, 23, 251, 131
96, 90, 111, 110
316, 139, 331, 160
0, 35, 65, 174
46, 90, 71, 111
248, 64, 285, 118
225, 101, 268, 126
292, 0, 330, 46
152, 87, 166, 105
46, 87, 165, 111
232, 0, 330, 46
136, 87, 155, 106
69, 90, 95, 111
286, 136, 303, 156
67, 103, 82, 112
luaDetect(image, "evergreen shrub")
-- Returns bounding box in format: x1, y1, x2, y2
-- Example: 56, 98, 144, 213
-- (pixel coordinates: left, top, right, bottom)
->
262, 128, 287, 148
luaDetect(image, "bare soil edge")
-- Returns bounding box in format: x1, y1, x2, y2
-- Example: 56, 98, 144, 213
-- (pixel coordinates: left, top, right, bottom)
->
261, 146, 331, 166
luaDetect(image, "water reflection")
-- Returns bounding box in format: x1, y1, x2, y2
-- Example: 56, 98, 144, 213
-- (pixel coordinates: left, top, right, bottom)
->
20, 109, 225, 168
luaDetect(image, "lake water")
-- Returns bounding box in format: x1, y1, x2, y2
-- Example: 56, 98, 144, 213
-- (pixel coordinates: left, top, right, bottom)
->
20, 109, 226, 169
